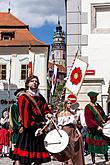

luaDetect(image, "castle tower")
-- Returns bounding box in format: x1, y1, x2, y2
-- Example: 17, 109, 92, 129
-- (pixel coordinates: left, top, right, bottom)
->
51, 19, 66, 68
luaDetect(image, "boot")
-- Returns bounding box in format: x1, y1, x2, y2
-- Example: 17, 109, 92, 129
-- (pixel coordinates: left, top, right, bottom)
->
91, 152, 95, 164
104, 152, 110, 164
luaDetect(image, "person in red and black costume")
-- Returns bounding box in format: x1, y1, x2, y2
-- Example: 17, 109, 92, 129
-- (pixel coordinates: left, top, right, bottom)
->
13, 75, 53, 165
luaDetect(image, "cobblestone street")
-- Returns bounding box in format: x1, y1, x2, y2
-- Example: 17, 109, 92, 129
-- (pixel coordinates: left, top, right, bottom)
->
0, 153, 109, 165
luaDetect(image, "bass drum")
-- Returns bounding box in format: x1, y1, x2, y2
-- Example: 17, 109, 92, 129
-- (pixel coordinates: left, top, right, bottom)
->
44, 129, 70, 162
103, 122, 110, 137
103, 122, 110, 145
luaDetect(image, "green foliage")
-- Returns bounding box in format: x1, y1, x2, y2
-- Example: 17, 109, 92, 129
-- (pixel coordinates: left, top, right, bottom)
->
50, 83, 65, 111
56, 84, 64, 92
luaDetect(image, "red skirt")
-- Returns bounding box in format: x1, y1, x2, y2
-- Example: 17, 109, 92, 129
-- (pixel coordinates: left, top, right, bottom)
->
13, 128, 51, 164
0, 128, 9, 146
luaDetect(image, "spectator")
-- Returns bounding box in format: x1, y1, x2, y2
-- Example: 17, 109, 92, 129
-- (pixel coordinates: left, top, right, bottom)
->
0, 108, 10, 157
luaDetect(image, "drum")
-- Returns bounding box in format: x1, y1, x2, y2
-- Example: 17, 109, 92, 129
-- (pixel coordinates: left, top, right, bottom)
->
44, 129, 70, 162
103, 122, 110, 137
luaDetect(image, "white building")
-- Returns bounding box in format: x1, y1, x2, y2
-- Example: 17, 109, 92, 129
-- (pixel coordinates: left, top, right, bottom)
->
0, 11, 49, 115
66, 0, 110, 114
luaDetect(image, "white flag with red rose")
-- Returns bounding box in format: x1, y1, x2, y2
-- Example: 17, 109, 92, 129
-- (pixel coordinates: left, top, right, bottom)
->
65, 58, 88, 95
28, 50, 35, 77
50, 64, 58, 95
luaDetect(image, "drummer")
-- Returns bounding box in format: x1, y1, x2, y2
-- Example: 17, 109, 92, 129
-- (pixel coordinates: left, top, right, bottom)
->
12, 75, 53, 165
84, 91, 110, 165
57, 99, 85, 165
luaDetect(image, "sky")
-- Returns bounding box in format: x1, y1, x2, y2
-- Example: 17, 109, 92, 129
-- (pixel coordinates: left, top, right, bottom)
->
0, 0, 66, 45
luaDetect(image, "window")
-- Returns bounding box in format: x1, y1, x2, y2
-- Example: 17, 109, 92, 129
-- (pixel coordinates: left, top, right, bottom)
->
1, 32, 15, 40
21, 64, 28, 80
0, 65, 6, 80
91, 3, 110, 33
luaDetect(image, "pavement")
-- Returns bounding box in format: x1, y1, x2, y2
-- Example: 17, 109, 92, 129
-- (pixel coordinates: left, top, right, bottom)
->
0, 153, 110, 165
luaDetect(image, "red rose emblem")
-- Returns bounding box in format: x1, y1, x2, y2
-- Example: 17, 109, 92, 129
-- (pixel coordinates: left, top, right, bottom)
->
70, 67, 82, 85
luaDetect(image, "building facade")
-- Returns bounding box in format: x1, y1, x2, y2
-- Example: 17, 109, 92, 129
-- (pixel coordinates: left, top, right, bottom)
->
0, 11, 49, 115
65, 0, 110, 114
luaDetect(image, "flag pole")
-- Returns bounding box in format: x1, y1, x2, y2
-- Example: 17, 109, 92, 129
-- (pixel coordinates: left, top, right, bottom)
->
7, 57, 11, 111
8, 57, 12, 99
55, 49, 79, 112
66, 49, 79, 82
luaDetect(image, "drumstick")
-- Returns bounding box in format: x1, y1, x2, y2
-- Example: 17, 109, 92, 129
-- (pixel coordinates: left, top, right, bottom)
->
103, 121, 110, 127
50, 118, 62, 137
40, 119, 51, 132
44, 141, 61, 147
35, 120, 51, 136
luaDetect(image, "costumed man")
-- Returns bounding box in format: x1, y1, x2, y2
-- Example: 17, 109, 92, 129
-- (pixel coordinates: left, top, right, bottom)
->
9, 88, 25, 163
13, 75, 53, 165
85, 91, 110, 165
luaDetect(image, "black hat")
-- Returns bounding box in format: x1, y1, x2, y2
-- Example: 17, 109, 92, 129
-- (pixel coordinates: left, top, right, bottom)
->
14, 88, 25, 96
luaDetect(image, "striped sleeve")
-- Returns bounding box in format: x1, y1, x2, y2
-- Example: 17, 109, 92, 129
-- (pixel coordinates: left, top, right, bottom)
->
18, 95, 29, 128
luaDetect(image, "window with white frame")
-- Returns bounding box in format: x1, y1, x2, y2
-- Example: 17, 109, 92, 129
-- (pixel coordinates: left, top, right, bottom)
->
0, 64, 6, 80
21, 64, 28, 80
91, 3, 110, 33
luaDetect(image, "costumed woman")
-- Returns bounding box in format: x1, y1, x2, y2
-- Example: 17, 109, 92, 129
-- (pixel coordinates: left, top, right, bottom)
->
56, 99, 85, 165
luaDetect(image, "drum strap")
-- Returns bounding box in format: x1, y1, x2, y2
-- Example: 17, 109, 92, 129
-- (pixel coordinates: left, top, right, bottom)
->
90, 102, 104, 123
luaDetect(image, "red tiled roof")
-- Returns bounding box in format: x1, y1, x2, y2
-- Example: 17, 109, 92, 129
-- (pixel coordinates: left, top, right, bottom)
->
0, 12, 49, 46
0, 29, 47, 46
0, 12, 26, 27
48, 62, 66, 73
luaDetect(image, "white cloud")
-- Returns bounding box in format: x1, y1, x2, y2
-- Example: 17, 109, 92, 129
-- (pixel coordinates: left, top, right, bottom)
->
0, 0, 65, 28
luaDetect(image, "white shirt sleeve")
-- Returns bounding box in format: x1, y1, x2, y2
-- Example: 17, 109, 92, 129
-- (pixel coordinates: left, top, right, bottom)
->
58, 115, 77, 126
1, 118, 4, 125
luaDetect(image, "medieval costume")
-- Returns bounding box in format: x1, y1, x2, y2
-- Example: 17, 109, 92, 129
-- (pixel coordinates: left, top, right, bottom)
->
85, 91, 110, 165
9, 88, 25, 160
57, 100, 85, 165
9, 103, 20, 159
13, 75, 52, 165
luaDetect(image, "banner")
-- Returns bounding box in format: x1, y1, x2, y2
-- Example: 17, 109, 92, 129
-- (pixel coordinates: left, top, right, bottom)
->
50, 65, 58, 95
65, 58, 88, 96
28, 50, 35, 77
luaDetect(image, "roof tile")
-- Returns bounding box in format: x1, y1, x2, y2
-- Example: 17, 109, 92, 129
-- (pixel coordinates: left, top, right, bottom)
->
0, 12, 49, 46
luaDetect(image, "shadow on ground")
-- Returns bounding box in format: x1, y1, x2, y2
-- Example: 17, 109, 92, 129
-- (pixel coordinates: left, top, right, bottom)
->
86, 161, 105, 165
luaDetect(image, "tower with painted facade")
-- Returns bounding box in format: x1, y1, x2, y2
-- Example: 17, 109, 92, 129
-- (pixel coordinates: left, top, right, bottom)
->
51, 20, 66, 68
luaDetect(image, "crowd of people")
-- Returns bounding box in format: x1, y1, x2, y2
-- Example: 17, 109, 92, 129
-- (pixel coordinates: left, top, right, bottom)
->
0, 75, 110, 165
